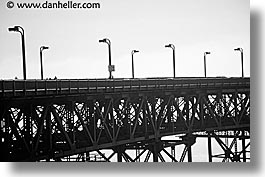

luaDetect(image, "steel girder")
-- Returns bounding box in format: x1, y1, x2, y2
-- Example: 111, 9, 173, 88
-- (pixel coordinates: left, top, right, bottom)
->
0, 86, 250, 162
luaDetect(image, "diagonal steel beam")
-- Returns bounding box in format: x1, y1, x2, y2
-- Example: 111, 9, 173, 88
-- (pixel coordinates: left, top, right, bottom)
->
133, 149, 147, 162
97, 99, 113, 143
145, 100, 156, 133
238, 94, 250, 123
202, 96, 221, 128
115, 98, 129, 140
131, 98, 144, 138
96, 150, 110, 162
212, 132, 235, 162
179, 145, 188, 162
74, 105, 95, 144
106, 151, 116, 161
172, 100, 189, 129
157, 152, 165, 162
32, 106, 48, 156
122, 151, 134, 162
51, 106, 74, 150
189, 96, 199, 131
162, 148, 178, 162
7, 111, 30, 153
158, 95, 172, 129
144, 150, 152, 162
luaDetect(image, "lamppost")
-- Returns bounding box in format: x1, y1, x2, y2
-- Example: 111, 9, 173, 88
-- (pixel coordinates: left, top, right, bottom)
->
40, 46, 49, 80
8, 26, 27, 80
204, 52, 211, 77
234, 47, 244, 78
99, 38, 114, 79
165, 44, 176, 78
131, 50, 139, 79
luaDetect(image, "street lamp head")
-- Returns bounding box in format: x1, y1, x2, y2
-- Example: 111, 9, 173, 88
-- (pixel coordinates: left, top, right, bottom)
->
8, 26, 19, 32
205, 52, 211, 55
234, 48, 243, 52
99, 39, 106, 43
99, 38, 110, 44
165, 44, 175, 50
132, 50, 139, 54
8, 27, 16, 32
40, 46, 49, 51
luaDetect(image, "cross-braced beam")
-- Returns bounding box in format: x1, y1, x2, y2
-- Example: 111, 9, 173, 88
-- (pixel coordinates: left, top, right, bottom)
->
0, 78, 250, 162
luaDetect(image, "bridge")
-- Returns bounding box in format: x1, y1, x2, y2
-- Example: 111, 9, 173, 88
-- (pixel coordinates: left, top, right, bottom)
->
0, 77, 250, 162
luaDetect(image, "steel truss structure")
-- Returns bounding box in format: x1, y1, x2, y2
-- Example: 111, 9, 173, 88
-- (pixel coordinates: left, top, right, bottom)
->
0, 77, 250, 162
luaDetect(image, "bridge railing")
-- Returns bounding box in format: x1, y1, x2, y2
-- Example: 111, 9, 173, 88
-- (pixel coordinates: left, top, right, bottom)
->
0, 77, 250, 98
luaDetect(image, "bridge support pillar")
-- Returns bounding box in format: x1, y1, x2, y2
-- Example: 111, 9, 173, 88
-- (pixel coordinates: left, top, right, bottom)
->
117, 152, 122, 162
241, 130, 246, 162
150, 140, 162, 162
182, 133, 196, 162
171, 146, 176, 162
86, 152, 90, 162
136, 149, 140, 162
208, 132, 213, 162
187, 145, 192, 162
114, 146, 125, 162
153, 145, 159, 162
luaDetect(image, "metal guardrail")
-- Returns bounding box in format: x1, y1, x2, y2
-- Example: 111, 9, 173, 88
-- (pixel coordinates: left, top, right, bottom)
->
0, 77, 250, 98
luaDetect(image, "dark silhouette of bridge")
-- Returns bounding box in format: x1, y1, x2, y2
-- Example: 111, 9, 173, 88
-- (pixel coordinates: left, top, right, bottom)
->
0, 77, 250, 162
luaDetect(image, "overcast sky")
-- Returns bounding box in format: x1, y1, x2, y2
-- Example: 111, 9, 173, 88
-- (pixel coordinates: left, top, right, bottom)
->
0, 0, 249, 79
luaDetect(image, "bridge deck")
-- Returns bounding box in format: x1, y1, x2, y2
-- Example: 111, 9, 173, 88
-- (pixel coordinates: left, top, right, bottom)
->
0, 77, 250, 161
0, 77, 250, 99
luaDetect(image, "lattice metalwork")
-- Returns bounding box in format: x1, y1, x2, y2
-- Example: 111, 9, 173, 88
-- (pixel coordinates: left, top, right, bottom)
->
0, 78, 250, 162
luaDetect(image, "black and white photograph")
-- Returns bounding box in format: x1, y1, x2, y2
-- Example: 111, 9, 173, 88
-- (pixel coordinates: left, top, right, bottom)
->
0, 0, 254, 168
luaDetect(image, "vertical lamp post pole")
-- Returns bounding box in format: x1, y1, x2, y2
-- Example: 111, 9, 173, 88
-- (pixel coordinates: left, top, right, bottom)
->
234, 48, 244, 78
131, 50, 139, 79
8, 27, 31, 146
40, 46, 49, 80
8, 26, 27, 80
99, 38, 113, 79
165, 44, 176, 78
204, 52, 211, 78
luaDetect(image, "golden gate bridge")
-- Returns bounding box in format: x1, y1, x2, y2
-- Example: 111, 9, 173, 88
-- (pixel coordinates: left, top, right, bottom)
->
0, 77, 250, 162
